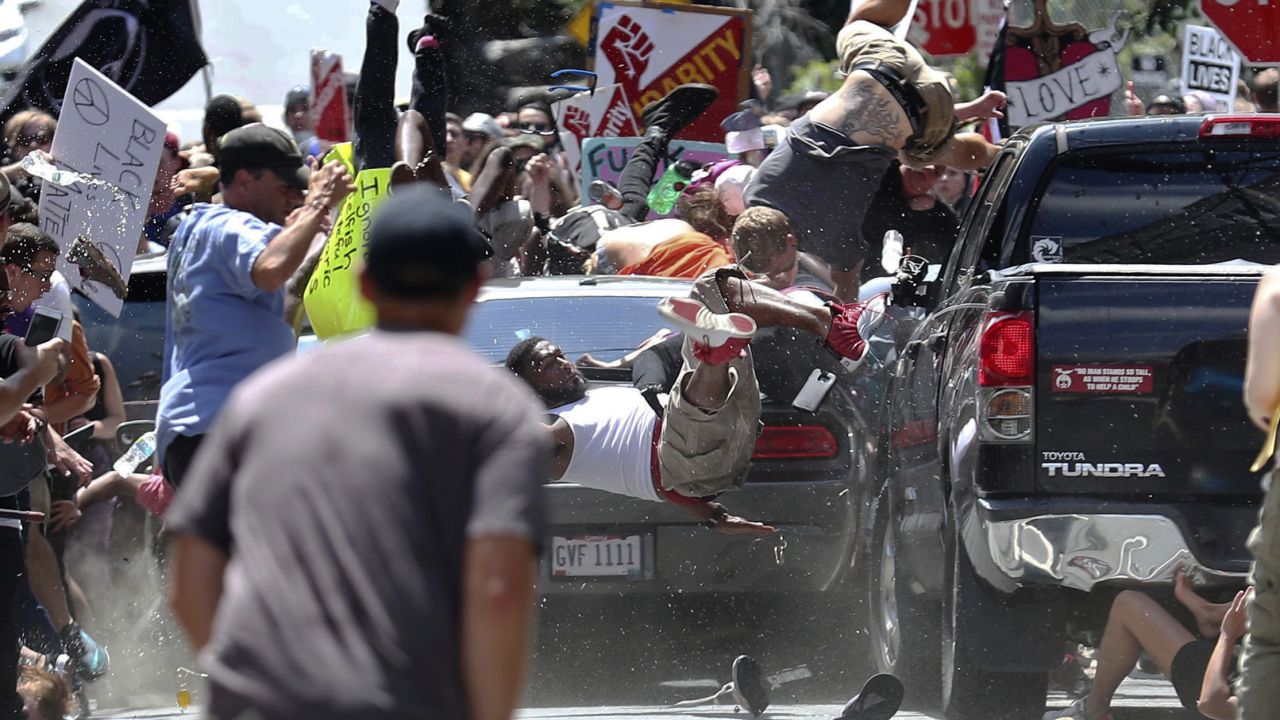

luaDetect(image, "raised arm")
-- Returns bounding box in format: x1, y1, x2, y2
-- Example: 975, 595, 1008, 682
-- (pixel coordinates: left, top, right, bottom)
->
251, 160, 354, 293
1198, 588, 1249, 720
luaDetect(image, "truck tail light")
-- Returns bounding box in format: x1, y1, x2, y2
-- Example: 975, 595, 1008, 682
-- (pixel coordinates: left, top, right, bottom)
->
978, 311, 1034, 443
1200, 115, 1280, 139
979, 312, 1034, 387
752, 425, 838, 460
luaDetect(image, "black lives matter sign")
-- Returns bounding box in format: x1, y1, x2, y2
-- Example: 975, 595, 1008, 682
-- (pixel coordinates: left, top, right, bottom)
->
1181, 24, 1240, 106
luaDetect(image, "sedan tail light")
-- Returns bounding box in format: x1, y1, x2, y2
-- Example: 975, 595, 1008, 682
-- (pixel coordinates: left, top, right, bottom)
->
752, 425, 838, 460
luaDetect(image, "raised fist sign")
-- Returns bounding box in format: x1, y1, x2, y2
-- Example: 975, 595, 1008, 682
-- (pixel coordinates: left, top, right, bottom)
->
602, 15, 653, 87
562, 105, 592, 142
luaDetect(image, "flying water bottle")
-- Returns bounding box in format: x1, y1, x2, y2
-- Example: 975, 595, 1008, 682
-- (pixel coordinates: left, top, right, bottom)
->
21, 153, 81, 187
646, 159, 699, 215
113, 431, 156, 476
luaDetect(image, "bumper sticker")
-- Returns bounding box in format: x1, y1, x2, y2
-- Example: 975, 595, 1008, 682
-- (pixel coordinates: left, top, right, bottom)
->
1052, 365, 1154, 394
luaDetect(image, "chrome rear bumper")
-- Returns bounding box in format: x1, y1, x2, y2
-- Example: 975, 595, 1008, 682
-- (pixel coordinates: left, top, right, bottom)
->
983, 511, 1248, 591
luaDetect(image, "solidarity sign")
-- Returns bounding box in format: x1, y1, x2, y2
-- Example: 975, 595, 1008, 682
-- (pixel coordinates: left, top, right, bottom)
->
590, 2, 751, 143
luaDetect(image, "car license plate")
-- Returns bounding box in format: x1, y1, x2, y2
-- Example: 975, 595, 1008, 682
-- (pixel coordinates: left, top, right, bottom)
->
551, 534, 645, 579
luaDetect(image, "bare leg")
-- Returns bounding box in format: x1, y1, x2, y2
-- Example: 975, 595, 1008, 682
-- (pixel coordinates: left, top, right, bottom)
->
681, 361, 733, 410
1084, 590, 1197, 720
395, 109, 449, 190
716, 273, 832, 339
25, 531, 71, 630
470, 147, 517, 217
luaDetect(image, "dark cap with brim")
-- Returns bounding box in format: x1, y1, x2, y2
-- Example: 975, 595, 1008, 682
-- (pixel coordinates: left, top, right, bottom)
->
366, 187, 493, 298
218, 123, 310, 190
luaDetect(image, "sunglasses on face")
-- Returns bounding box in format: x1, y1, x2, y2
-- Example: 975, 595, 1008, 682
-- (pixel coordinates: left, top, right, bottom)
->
518, 122, 557, 136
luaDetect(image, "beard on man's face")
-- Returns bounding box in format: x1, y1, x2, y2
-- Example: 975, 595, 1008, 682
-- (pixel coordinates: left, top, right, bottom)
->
538, 371, 589, 408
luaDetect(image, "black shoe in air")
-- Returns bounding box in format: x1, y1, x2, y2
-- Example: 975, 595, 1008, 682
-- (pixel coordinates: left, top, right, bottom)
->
640, 83, 719, 136
731, 654, 770, 717
837, 673, 903, 720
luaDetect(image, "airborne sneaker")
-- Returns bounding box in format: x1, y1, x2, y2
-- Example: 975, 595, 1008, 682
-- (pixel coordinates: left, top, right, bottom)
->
68, 236, 127, 300
640, 83, 719, 136
657, 296, 756, 365
824, 292, 888, 372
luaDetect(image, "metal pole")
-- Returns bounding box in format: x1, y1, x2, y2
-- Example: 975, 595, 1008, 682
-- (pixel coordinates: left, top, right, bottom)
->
188, 0, 212, 102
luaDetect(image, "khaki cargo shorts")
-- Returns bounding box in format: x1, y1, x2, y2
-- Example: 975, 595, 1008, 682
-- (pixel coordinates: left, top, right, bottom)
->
1241, 468, 1280, 718
836, 20, 956, 164
658, 266, 763, 499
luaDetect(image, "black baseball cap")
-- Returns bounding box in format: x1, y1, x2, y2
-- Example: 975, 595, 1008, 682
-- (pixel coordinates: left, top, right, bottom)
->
365, 187, 493, 298
284, 85, 311, 108
217, 123, 310, 190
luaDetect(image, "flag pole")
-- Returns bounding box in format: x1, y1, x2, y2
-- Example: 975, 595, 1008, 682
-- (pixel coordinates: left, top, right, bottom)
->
188, 0, 212, 102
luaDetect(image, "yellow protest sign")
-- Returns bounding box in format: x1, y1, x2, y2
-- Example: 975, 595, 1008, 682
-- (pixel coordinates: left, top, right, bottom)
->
302, 168, 390, 339
324, 142, 355, 179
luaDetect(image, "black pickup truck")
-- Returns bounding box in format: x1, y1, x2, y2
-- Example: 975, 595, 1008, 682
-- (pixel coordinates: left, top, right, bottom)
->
868, 114, 1280, 719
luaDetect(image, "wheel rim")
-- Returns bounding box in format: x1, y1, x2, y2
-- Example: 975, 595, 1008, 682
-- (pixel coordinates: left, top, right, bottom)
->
878, 522, 901, 669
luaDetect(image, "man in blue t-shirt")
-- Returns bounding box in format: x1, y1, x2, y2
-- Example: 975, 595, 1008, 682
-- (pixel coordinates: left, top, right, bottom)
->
156, 124, 354, 488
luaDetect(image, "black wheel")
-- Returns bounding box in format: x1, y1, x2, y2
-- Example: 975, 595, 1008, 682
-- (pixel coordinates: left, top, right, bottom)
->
941, 536, 1047, 720
868, 487, 940, 710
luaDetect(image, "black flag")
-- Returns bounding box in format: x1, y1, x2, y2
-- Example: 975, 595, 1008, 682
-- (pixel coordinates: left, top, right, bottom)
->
0, 0, 207, 126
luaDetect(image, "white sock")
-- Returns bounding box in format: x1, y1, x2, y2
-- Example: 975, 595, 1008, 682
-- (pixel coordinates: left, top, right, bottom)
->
372, 0, 399, 13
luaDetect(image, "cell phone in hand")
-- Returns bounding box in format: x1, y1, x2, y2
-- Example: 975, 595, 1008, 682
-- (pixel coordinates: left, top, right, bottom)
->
24, 307, 62, 347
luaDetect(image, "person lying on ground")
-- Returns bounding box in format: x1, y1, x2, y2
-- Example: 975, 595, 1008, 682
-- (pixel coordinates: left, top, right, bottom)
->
744, 0, 1006, 301
1043, 572, 1246, 720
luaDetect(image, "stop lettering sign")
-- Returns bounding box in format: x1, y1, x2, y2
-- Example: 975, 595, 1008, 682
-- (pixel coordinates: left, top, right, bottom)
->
909, 0, 976, 57
1200, 0, 1280, 66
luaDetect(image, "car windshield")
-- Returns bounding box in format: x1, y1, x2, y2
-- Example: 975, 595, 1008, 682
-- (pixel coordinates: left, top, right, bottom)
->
80, 271, 167, 403
463, 295, 672, 364
1026, 148, 1280, 265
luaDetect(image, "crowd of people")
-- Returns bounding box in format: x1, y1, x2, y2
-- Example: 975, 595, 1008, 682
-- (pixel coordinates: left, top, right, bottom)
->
0, 0, 1275, 717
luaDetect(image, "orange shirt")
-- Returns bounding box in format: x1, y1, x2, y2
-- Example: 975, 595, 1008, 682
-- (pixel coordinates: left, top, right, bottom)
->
44, 320, 101, 433
618, 232, 734, 279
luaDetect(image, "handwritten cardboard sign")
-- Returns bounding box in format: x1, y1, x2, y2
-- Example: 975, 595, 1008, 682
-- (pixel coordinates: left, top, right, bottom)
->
302, 162, 389, 339
38, 58, 164, 317
1181, 24, 1240, 111
579, 136, 729, 220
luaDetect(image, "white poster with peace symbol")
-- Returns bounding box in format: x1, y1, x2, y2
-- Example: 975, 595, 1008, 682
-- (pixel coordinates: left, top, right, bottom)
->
36, 58, 165, 317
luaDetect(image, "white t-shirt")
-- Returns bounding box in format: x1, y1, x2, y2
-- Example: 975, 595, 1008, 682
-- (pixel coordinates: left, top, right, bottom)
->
549, 386, 662, 503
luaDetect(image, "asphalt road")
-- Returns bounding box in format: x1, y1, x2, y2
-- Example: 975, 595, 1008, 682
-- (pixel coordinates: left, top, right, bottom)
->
96, 678, 1189, 720
93, 593, 1193, 720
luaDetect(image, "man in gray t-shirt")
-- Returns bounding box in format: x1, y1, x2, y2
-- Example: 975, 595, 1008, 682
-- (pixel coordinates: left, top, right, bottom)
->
167, 187, 545, 720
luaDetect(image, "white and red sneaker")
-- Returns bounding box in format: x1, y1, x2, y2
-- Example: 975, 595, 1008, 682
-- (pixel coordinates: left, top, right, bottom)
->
658, 297, 756, 365
824, 292, 888, 372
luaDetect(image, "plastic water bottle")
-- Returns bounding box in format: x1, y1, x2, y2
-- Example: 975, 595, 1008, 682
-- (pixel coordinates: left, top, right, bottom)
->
646, 160, 699, 215
113, 431, 156, 476
21, 154, 81, 187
